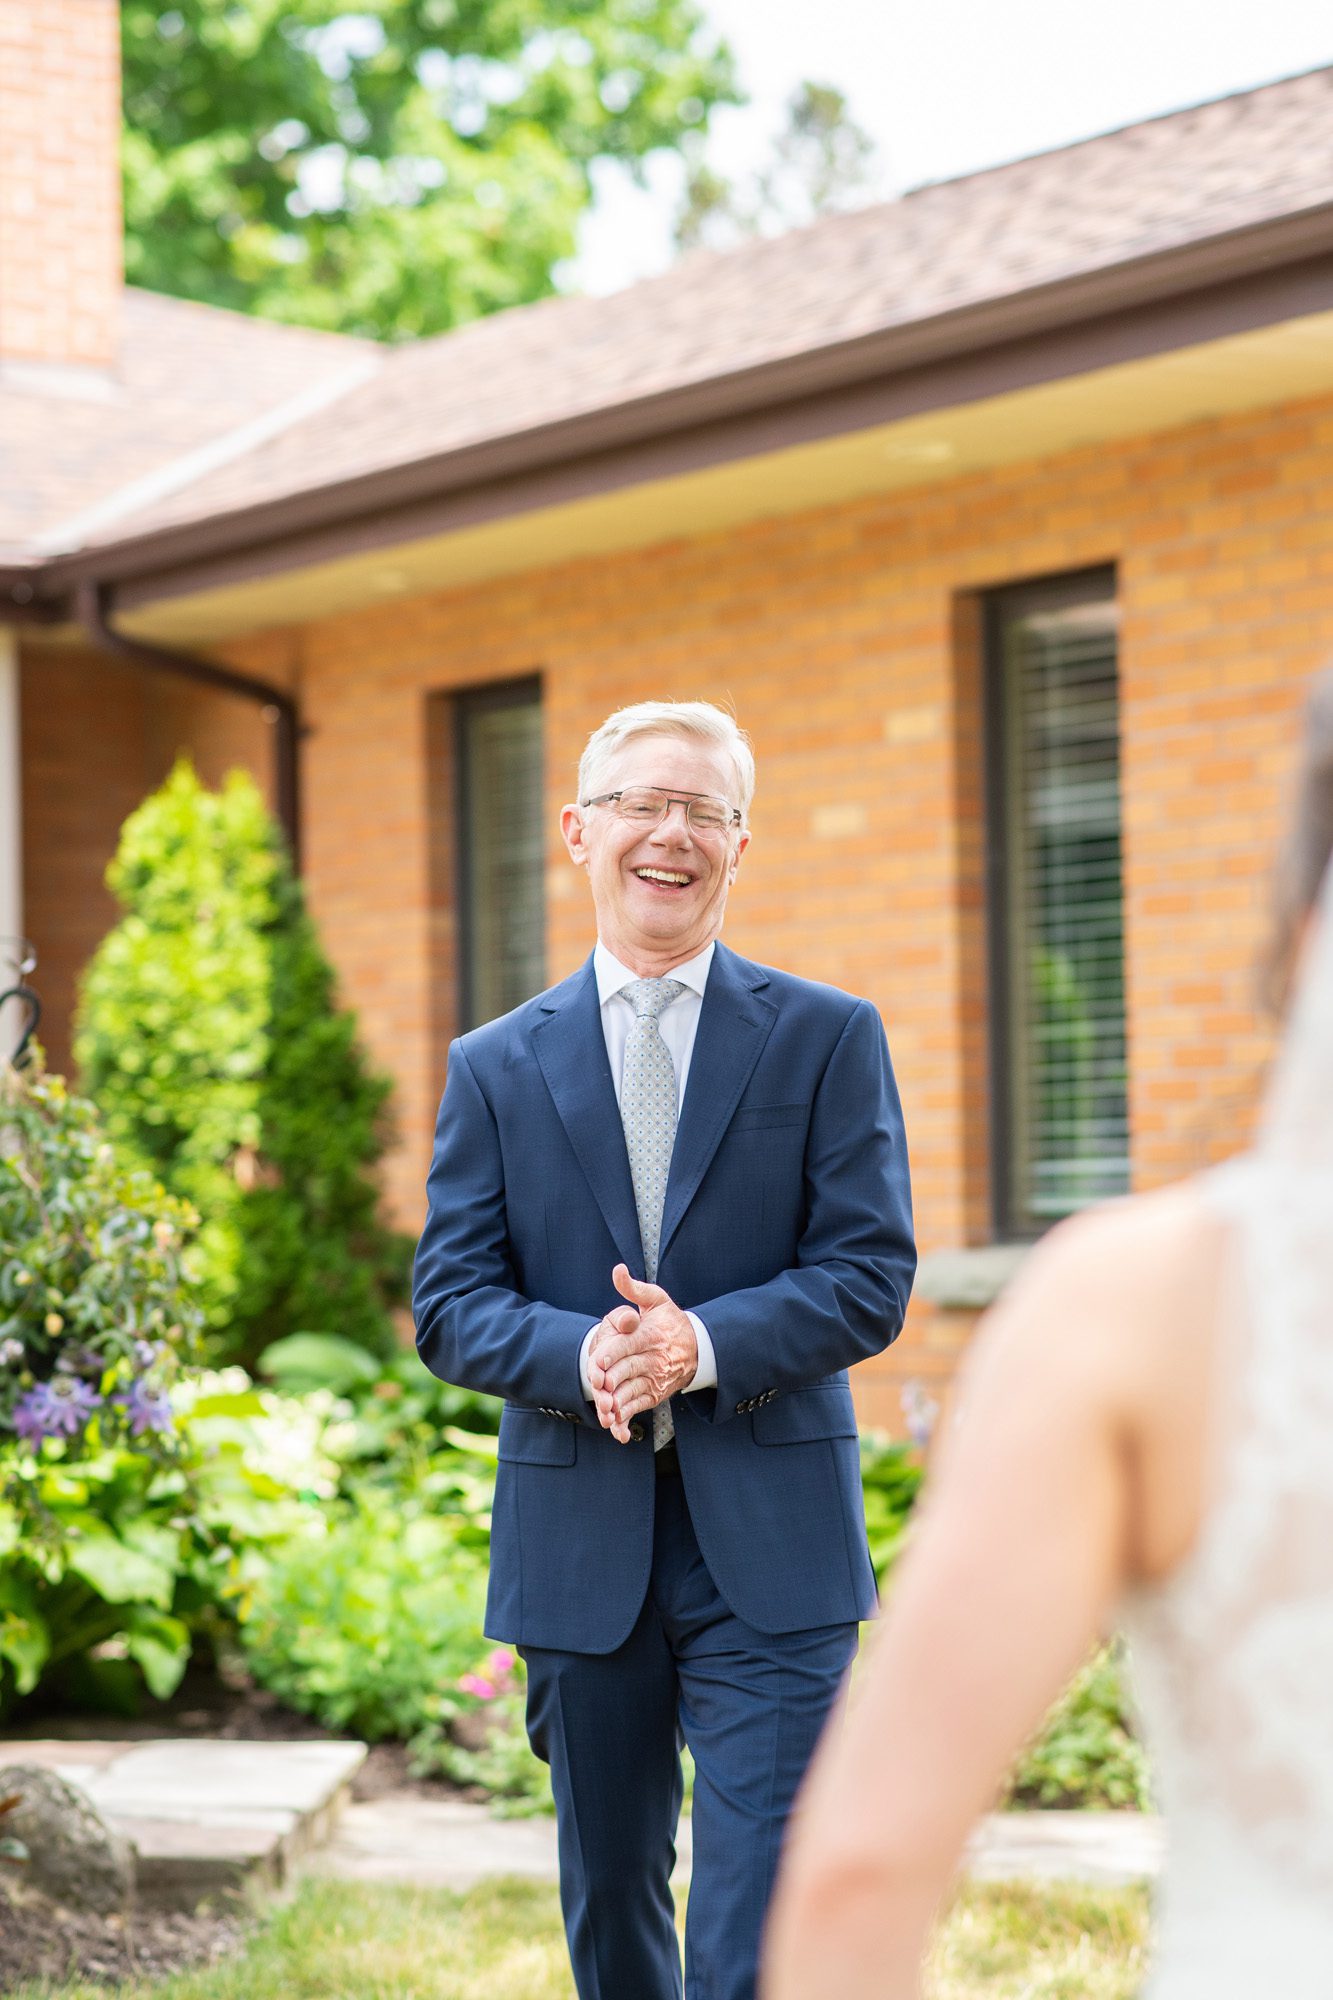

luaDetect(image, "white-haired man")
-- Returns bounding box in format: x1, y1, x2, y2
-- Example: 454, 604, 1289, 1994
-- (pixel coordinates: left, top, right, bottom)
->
414, 699, 915, 2000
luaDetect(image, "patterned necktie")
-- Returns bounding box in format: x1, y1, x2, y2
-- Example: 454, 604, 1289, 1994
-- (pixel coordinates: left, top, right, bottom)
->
620, 977, 686, 1449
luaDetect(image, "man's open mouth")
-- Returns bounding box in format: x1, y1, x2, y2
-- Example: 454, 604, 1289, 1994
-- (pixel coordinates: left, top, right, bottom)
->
633, 867, 693, 887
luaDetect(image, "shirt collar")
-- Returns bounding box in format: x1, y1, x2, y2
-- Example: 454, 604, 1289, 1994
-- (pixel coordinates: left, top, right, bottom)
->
594, 939, 715, 1007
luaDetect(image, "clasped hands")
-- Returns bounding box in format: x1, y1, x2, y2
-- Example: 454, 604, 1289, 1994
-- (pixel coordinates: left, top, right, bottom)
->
588, 1262, 698, 1444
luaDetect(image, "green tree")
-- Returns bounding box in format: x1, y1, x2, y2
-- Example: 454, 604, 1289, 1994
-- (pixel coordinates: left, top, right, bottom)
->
121, 0, 741, 339
75, 761, 409, 1367
675, 81, 880, 253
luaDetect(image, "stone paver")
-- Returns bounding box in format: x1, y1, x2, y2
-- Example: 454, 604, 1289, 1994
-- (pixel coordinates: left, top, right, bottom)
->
307, 1797, 1159, 1892
3, 1736, 1164, 1902
965, 1809, 1165, 1885
1, 1738, 366, 1905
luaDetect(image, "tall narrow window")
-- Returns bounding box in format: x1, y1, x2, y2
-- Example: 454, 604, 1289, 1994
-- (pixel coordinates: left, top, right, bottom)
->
985, 572, 1128, 1236
457, 678, 546, 1030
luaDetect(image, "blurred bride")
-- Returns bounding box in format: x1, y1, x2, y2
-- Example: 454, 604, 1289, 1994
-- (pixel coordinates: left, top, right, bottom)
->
764, 669, 1333, 2000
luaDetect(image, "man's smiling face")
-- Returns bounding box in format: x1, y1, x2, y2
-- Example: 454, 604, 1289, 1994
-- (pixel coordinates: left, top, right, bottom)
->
561, 731, 750, 974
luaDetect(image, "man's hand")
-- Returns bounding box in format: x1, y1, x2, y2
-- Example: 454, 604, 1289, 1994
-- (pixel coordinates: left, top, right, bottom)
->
590, 1264, 699, 1440
587, 1304, 640, 1442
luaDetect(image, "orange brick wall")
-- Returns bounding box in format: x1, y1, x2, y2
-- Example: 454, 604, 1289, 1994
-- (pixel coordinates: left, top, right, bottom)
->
0, 0, 122, 368
24, 387, 1333, 1435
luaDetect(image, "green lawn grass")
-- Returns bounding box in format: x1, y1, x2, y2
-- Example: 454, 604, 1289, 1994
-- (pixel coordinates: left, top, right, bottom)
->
8, 1875, 1152, 1999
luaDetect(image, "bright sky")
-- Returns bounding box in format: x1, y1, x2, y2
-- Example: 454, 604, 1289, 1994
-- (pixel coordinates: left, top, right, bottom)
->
566, 0, 1333, 294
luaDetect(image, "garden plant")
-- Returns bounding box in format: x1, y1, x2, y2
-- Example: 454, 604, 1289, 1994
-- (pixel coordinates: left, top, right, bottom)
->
76, 761, 411, 1369
0, 1061, 203, 1714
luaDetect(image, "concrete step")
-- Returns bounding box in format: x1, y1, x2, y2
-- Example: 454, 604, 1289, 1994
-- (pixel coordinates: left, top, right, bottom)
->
4, 1737, 366, 1907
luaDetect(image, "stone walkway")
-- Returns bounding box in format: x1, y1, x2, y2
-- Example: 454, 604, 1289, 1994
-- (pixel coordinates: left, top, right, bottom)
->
308, 1794, 1165, 1893
1, 1736, 1165, 1905
4, 1738, 366, 1904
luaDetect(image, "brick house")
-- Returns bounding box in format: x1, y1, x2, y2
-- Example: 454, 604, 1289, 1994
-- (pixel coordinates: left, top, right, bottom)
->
4, 3, 1333, 1427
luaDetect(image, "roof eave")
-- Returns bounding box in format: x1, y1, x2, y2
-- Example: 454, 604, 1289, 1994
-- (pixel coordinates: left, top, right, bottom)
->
32, 195, 1333, 609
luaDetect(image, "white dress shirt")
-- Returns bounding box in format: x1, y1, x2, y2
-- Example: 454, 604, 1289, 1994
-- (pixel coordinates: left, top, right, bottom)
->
577, 939, 719, 1403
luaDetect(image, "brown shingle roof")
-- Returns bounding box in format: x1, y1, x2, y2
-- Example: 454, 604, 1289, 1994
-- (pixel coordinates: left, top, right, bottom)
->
8, 63, 1333, 566
0, 291, 375, 559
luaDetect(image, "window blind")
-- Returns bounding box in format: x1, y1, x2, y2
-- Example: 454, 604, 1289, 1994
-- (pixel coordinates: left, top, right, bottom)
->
989, 580, 1129, 1233
459, 684, 546, 1030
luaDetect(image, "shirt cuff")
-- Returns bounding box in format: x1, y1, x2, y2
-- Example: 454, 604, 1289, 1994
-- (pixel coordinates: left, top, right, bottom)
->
685, 1312, 716, 1392
579, 1325, 601, 1402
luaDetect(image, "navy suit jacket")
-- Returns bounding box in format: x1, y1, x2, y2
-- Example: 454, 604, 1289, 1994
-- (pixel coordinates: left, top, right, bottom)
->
412, 942, 915, 1654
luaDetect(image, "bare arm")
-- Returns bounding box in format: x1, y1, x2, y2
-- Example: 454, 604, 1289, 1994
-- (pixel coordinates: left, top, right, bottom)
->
762, 1212, 1139, 2000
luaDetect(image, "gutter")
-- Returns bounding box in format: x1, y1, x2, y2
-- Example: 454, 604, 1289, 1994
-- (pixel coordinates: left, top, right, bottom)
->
35, 195, 1333, 604
72, 581, 302, 867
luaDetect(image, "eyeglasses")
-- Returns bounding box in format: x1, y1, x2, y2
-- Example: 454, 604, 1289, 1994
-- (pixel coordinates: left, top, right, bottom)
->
582, 786, 742, 835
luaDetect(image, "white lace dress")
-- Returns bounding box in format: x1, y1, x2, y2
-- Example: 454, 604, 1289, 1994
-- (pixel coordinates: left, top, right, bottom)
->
1120, 1157, 1333, 1997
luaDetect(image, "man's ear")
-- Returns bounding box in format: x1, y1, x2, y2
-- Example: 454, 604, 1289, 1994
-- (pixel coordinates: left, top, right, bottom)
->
560, 803, 588, 867
729, 827, 751, 882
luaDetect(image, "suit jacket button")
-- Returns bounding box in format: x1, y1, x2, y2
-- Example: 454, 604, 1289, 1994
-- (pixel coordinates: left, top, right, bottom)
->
629, 1421, 645, 1442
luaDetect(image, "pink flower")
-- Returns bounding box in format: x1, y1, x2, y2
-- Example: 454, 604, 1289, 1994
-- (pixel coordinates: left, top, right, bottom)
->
459, 1673, 497, 1701
485, 1648, 516, 1682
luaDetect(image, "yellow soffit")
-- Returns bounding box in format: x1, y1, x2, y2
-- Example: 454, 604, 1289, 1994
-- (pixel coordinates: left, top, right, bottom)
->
121, 306, 1333, 648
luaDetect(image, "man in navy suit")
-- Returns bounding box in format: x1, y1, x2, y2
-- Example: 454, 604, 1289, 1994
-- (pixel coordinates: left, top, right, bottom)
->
413, 700, 914, 2000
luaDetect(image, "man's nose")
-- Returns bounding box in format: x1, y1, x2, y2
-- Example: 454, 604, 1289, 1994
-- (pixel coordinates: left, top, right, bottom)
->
651, 801, 694, 842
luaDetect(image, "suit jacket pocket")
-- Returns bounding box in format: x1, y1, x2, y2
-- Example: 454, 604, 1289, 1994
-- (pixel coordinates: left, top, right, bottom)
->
729, 1102, 807, 1132
752, 1382, 858, 1445
498, 1406, 578, 1466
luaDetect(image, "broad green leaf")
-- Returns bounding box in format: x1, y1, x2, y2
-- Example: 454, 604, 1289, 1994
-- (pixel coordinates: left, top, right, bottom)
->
0, 1606, 50, 1695
123, 1608, 191, 1700
187, 1390, 269, 1418
66, 1532, 174, 1609
442, 1426, 501, 1461
258, 1333, 381, 1394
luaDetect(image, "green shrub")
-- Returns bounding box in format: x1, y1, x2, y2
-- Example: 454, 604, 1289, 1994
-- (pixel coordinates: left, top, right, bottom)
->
238, 1338, 545, 1807
0, 1061, 206, 1712
0, 1068, 352, 1719
859, 1430, 925, 1584
258, 1332, 501, 1485
236, 1479, 547, 1807
75, 760, 411, 1368
1006, 1640, 1151, 1811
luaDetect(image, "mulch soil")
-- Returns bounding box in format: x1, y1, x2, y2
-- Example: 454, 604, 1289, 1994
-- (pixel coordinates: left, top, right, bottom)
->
0, 1878, 249, 1991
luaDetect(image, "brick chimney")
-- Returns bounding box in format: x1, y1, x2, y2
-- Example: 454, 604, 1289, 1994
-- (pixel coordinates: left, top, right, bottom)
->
0, 0, 123, 370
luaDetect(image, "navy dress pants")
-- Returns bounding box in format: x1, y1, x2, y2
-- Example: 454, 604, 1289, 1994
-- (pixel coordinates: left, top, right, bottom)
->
521, 1468, 858, 2000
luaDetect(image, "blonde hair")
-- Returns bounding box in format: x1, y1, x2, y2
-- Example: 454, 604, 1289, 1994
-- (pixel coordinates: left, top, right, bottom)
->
577, 700, 755, 822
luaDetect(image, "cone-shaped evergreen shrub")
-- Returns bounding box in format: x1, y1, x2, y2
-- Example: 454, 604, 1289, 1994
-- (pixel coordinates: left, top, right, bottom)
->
75, 761, 407, 1366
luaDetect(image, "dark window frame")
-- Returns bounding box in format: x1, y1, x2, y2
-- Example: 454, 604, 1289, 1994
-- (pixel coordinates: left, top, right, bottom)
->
983, 566, 1124, 1241
454, 675, 545, 1033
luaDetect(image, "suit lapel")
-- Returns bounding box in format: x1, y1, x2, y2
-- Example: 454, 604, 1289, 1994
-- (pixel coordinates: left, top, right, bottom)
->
659, 944, 776, 1266
532, 958, 644, 1272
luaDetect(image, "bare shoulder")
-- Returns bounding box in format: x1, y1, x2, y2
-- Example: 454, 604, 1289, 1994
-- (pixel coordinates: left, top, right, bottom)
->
973, 1180, 1229, 1406
1016, 1179, 1223, 1304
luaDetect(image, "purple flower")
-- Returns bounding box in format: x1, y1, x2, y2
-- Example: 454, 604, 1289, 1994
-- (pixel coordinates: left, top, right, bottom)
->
114, 1379, 175, 1438
12, 1378, 103, 1446
900, 1379, 939, 1451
